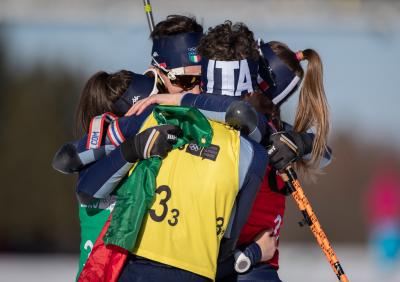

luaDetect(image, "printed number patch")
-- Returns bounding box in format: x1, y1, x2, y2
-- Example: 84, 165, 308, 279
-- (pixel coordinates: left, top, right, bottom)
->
149, 185, 180, 227
216, 217, 225, 237
186, 143, 220, 161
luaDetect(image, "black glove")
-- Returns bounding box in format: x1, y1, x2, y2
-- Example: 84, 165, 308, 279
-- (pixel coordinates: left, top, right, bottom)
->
52, 143, 83, 174
267, 131, 313, 171
121, 124, 182, 162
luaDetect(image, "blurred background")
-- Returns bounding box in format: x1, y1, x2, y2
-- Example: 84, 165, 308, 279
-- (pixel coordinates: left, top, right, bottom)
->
1, 0, 400, 281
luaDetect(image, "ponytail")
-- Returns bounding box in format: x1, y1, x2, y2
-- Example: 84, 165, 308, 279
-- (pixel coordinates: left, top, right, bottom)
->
269, 42, 330, 176
293, 49, 329, 169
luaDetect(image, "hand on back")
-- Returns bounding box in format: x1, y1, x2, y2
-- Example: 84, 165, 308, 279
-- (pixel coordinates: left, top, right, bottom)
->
254, 229, 277, 262
126, 93, 185, 116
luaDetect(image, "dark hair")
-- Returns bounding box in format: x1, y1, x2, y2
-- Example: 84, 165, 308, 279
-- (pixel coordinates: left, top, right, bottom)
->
198, 21, 259, 61
150, 15, 203, 39
74, 70, 133, 136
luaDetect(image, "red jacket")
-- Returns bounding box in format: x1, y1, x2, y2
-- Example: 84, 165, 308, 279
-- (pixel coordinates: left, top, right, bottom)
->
238, 166, 286, 269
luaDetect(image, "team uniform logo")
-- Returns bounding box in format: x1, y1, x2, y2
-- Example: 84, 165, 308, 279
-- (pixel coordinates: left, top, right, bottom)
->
131, 96, 140, 105
188, 47, 201, 63
151, 32, 203, 69
90, 131, 100, 147
80, 195, 116, 211
113, 73, 155, 114
186, 142, 220, 161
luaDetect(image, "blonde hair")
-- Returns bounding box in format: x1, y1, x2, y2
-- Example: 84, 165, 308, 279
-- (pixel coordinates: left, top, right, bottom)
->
269, 41, 330, 174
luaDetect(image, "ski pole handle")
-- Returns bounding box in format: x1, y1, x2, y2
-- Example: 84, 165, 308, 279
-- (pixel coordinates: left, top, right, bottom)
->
280, 166, 349, 282
142, 0, 155, 32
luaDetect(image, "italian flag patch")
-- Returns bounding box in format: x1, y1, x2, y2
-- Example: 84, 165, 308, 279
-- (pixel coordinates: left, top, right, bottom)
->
188, 50, 201, 63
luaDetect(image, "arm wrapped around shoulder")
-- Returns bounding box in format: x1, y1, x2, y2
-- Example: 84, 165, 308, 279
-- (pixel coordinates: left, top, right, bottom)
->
267, 131, 313, 171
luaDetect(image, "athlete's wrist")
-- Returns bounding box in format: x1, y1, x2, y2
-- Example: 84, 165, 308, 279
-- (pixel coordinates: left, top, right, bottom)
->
233, 242, 262, 273
120, 138, 140, 163
244, 242, 262, 264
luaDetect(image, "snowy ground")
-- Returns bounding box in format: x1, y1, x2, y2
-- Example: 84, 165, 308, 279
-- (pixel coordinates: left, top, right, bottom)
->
1, 244, 399, 282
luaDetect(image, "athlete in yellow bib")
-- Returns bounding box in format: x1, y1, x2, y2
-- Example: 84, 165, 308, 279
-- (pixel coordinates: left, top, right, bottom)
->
118, 20, 269, 282
117, 108, 267, 282
131, 115, 239, 279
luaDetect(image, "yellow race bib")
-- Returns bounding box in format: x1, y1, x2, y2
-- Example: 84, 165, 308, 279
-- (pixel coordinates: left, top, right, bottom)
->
133, 115, 240, 280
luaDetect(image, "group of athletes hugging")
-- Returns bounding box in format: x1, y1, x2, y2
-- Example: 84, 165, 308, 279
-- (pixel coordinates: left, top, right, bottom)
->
52, 14, 332, 282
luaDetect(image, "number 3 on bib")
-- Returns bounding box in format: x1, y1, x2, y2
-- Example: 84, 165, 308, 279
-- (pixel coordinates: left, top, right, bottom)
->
149, 185, 180, 227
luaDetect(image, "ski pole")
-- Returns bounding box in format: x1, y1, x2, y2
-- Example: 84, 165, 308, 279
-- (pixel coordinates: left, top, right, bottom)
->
279, 166, 349, 282
142, 0, 155, 32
